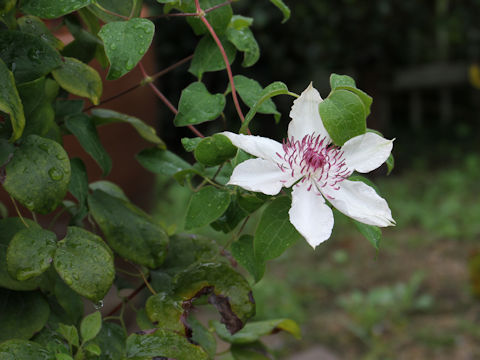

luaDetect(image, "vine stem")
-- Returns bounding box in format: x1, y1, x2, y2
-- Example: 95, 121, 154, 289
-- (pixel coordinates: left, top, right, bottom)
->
10, 196, 29, 228
194, 0, 251, 134
85, 54, 193, 112
106, 282, 147, 317
147, 0, 234, 19
139, 62, 205, 138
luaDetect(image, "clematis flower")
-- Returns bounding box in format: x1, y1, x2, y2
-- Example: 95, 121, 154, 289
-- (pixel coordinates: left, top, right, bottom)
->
222, 83, 395, 248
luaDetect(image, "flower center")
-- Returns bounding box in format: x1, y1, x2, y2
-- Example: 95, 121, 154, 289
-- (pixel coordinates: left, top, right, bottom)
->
276, 134, 350, 193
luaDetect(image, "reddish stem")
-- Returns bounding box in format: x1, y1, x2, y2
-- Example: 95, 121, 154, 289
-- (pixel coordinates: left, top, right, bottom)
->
204, 0, 234, 14
147, 1, 233, 19
106, 282, 146, 317
139, 63, 205, 138
195, 0, 250, 134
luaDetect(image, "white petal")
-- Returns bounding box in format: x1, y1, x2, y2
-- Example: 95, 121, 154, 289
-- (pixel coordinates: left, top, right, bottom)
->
289, 182, 334, 249
227, 158, 292, 195
221, 132, 283, 163
324, 180, 395, 227
288, 83, 331, 142
342, 132, 393, 173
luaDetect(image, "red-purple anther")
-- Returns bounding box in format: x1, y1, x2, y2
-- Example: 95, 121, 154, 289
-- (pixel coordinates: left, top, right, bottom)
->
278, 134, 350, 193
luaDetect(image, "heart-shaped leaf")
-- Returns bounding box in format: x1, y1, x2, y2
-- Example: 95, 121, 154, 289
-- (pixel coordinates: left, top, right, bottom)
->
99, 18, 155, 80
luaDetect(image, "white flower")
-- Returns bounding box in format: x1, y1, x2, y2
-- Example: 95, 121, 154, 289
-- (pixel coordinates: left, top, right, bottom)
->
222, 83, 395, 248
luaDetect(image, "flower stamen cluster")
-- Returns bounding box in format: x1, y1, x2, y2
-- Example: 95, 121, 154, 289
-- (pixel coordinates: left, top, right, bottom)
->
276, 134, 350, 197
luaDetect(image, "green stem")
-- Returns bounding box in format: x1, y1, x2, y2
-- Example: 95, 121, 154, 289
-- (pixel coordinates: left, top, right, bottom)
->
10, 196, 29, 228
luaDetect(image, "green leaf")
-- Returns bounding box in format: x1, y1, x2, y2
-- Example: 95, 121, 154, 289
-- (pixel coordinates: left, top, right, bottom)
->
180, 0, 232, 35
69, 158, 89, 205
0, 58, 25, 141
254, 197, 300, 262
0, 289, 50, 342
173, 262, 255, 334
189, 35, 236, 79
145, 293, 184, 333
0, 139, 14, 166
62, 16, 101, 64
54, 275, 84, 325
174, 82, 226, 126
80, 311, 102, 342
214, 318, 301, 344
194, 134, 237, 166
329, 73, 373, 117
52, 57, 102, 105
231, 235, 264, 282
230, 75, 280, 119
64, 114, 112, 176
54, 226, 115, 302
56, 354, 74, 360
386, 154, 394, 175
0, 218, 44, 290
98, 18, 154, 80
3, 135, 71, 214
226, 25, 259, 67
318, 89, 367, 146
93, 322, 126, 359
55, 99, 84, 120
88, 180, 128, 201
181, 137, 202, 152
0, 0, 16, 14
84, 343, 101, 356
185, 186, 231, 230
229, 15, 253, 30
87, 0, 142, 23
126, 329, 209, 360
57, 323, 79, 347
91, 108, 165, 147
240, 81, 290, 134
231, 342, 271, 360
88, 190, 169, 268
20, 0, 92, 19
0, 339, 51, 359
353, 220, 382, 250
189, 316, 217, 359
211, 201, 248, 233
0, 30, 62, 84
330, 73, 356, 88
18, 15, 64, 50
136, 148, 191, 176
269, 0, 290, 23
6, 227, 57, 281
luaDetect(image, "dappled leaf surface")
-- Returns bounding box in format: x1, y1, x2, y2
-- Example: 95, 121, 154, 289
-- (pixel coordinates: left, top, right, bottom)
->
174, 82, 226, 126
174, 262, 255, 333
0, 31, 62, 84
54, 226, 115, 302
88, 190, 169, 268
20, 0, 92, 18
6, 227, 57, 281
0, 218, 43, 290
52, 57, 102, 105
0, 289, 50, 342
126, 329, 208, 360
3, 135, 71, 214
185, 186, 231, 230
0, 339, 51, 359
99, 18, 154, 80
0, 59, 25, 141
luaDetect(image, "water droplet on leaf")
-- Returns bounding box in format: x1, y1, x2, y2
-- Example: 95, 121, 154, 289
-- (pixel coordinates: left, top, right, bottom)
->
94, 300, 104, 310
48, 167, 64, 181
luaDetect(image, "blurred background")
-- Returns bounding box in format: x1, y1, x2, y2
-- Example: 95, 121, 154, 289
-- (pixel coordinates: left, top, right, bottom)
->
142, 1, 480, 359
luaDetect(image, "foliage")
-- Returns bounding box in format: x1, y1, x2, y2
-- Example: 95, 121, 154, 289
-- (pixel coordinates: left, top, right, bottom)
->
0, 0, 394, 357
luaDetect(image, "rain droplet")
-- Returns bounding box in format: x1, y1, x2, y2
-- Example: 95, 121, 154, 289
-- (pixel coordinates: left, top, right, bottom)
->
27, 48, 41, 61
138, 49, 145, 55
94, 300, 104, 310
48, 167, 64, 181
110, 44, 117, 50
125, 60, 134, 70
